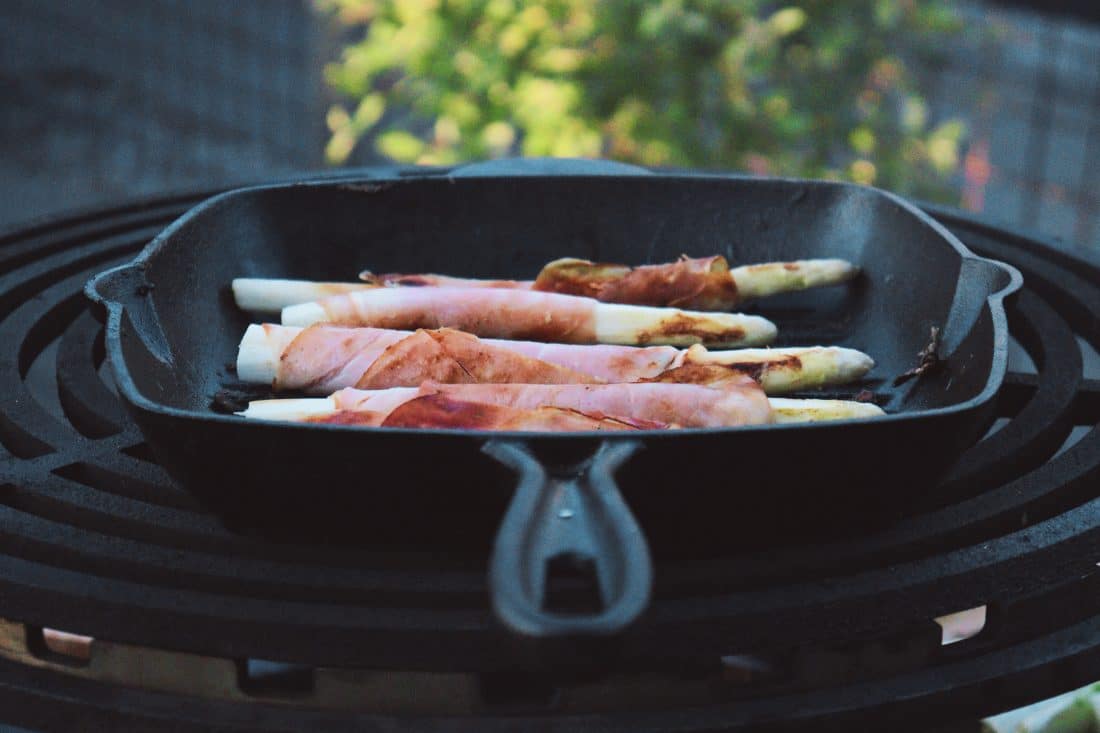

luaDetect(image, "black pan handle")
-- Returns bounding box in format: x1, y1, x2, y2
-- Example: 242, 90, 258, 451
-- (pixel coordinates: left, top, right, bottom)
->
85, 262, 174, 365
483, 439, 652, 638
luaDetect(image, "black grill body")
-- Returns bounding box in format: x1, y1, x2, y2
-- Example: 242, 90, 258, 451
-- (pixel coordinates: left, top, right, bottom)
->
0, 171, 1098, 731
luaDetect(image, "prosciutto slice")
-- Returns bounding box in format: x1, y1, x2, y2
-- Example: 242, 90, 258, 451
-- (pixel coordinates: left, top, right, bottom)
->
280, 286, 776, 347
248, 324, 681, 393
532, 256, 738, 310
361, 255, 738, 310
329, 377, 773, 429
380, 394, 663, 431
284, 286, 594, 339
347, 328, 597, 389
274, 324, 408, 393
490, 340, 679, 381
241, 324, 873, 394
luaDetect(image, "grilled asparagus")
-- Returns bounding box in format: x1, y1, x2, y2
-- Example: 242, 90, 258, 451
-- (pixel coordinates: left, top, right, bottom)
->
237, 324, 873, 395
231, 257, 858, 314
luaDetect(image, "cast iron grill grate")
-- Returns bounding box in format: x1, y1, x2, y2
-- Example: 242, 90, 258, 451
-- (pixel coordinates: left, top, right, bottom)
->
0, 172, 1098, 731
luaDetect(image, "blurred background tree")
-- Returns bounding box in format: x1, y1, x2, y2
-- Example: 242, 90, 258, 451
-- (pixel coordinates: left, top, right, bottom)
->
318, 0, 965, 201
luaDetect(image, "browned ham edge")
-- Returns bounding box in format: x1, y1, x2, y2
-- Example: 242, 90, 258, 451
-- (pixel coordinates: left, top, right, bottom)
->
328, 378, 774, 429
359, 256, 739, 309
379, 394, 663, 431
355, 329, 599, 389
533, 256, 739, 310
646, 360, 802, 387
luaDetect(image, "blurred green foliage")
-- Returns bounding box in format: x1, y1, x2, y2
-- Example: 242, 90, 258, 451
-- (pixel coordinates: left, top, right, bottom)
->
318, 0, 965, 201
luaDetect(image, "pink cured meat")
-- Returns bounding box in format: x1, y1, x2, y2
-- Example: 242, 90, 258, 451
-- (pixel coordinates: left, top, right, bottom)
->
361, 256, 739, 310
272, 325, 682, 393
308, 287, 597, 342
379, 394, 663, 432
276, 324, 408, 393
490, 341, 679, 382
317, 387, 421, 426
329, 377, 773, 429
350, 328, 599, 389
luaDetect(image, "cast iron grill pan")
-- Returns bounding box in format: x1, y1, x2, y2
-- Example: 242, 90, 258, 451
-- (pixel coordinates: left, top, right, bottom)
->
86, 160, 1021, 638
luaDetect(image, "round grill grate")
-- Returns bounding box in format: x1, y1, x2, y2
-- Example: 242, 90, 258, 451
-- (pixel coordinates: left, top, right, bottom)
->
0, 177, 1098, 731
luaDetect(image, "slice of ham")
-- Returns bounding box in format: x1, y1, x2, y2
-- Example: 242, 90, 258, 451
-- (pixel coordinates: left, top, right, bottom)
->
286, 286, 595, 340
360, 255, 738, 310
298, 386, 421, 427
281, 287, 776, 347
242, 387, 885, 430
243, 324, 873, 395
488, 340, 680, 381
275, 324, 409, 393
380, 394, 662, 431
351, 328, 598, 389
261, 324, 680, 393
329, 377, 773, 429
532, 256, 738, 310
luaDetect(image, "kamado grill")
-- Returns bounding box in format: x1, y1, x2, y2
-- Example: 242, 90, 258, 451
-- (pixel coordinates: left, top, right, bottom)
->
0, 166, 1099, 731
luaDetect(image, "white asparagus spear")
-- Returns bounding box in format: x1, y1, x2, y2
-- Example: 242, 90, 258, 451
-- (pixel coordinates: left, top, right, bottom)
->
729, 259, 858, 301
279, 287, 778, 348
592, 302, 778, 347
237, 323, 301, 385
237, 397, 340, 422
238, 395, 884, 425
768, 398, 885, 423
681, 343, 874, 393
237, 324, 873, 395
232, 278, 375, 313
231, 257, 858, 314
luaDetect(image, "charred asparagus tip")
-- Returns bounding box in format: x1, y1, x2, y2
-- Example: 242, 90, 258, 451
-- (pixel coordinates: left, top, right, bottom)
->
768, 398, 885, 423
730, 259, 859, 301
686, 345, 873, 393
592, 303, 777, 347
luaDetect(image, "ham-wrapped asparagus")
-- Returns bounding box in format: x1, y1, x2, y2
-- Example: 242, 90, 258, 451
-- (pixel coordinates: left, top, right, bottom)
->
238, 379, 884, 431
231, 256, 857, 314
238, 324, 874, 395
264, 394, 661, 431
241, 378, 774, 429
279, 286, 777, 348
361, 255, 858, 310
371, 394, 664, 432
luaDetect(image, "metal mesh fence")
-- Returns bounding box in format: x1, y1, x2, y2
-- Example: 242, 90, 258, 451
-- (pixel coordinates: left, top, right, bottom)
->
928, 3, 1100, 250
0, 1, 1096, 249
0, 0, 326, 222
